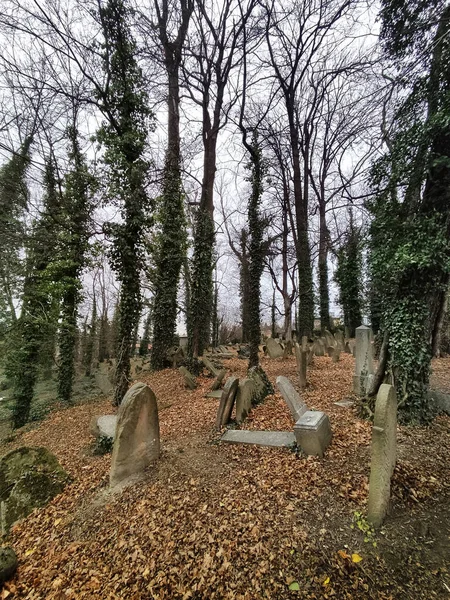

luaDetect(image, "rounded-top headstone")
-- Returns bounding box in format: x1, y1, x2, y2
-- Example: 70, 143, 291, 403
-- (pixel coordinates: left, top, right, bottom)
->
110, 382, 160, 488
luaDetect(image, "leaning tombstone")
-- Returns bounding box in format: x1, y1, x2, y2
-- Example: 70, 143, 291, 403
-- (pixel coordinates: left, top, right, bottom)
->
266, 338, 284, 359
236, 378, 255, 423
211, 368, 227, 391
179, 366, 197, 390
294, 343, 307, 389
276, 376, 308, 421
353, 325, 375, 395
110, 382, 160, 488
367, 384, 397, 528
215, 376, 239, 429
294, 411, 332, 457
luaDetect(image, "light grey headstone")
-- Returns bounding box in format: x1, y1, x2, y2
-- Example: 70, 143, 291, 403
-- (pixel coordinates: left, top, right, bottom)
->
235, 378, 255, 423
91, 414, 117, 440
211, 369, 226, 391
276, 376, 308, 421
221, 430, 295, 448
95, 371, 113, 395
294, 411, 332, 457
215, 376, 239, 429
266, 338, 284, 359
353, 325, 374, 395
324, 329, 335, 348
335, 331, 345, 351
110, 382, 160, 488
367, 384, 397, 528
313, 339, 325, 357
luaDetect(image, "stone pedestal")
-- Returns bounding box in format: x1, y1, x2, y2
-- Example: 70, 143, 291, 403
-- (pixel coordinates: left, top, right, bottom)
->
294, 411, 332, 457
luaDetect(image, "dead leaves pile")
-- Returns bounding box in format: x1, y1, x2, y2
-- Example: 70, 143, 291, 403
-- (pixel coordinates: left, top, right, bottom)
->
2, 353, 449, 599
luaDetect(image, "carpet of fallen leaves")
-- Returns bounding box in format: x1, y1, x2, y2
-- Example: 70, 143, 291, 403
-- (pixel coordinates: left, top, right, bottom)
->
2, 352, 450, 599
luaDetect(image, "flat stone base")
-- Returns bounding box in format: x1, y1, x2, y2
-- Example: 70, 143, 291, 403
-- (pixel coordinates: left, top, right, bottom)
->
294, 411, 332, 457
206, 390, 223, 398
221, 430, 295, 448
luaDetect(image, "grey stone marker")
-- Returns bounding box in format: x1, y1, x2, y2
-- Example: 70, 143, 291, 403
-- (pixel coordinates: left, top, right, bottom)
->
221, 430, 295, 448
202, 356, 219, 377
353, 325, 374, 395
215, 376, 239, 429
266, 337, 284, 358
326, 345, 335, 358
276, 376, 308, 421
294, 411, 332, 457
335, 330, 345, 351
95, 371, 113, 395
211, 368, 227, 391
179, 366, 197, 390
324, 329, 335, 348
313, 339, 325, 356
294, 343, 307, 389
206, 389, 223, 399
90, 414, 118, 440
110, 382, 160, 488
236, 378, 255, 423
367, 384, 397, 528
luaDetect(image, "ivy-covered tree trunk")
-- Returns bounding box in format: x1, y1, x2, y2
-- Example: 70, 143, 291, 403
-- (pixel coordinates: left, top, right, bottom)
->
84, 300, 97, 377
318, 204, 331, 332
96, 0, 151, 405
139, 308, 152, 356
57, 126, 93, 403
246, 134, 265, 368
211, 282, 219, 348
369, 2, 450, 423
271, 290, 276, 339
11, 159, 61, 428
151, 1, 192, 370
239, 229, 251, 343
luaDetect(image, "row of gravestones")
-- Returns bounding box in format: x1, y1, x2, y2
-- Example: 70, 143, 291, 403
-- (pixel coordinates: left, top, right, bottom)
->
265, 331, 354, 362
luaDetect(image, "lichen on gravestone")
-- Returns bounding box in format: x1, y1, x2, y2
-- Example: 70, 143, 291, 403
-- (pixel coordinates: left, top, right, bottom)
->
0, 447, 70, 533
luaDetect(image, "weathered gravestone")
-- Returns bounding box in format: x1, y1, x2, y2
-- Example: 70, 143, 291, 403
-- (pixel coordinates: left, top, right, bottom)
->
294, 411, 332, 457
236, 378, 256, 423
353, 325, 375, 395
110, 382, 160, 488
95, 371, 114, 395
0, 447, 70, 533
179, 366, 197, 390
313, 339, 325, 356
215, 376, 240, 429
276, 376, 308, 422
324, 329, 335, 348
90, 414, 117, 441
335, 330, 345, 351
294, 343, 307, 389
266, 338, 284, 359
367, 384, 397, 528
221, 430, 295, 448
248, 366, 274, 405
211, 369, 227, 391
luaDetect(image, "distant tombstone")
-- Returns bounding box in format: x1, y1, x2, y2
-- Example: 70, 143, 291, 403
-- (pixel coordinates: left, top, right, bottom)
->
179, 366, 197, 390
326, 346, 335, 358
215, 376, 239, 429
331, 348, 340, 363
211, 368, 227, 391
266, 338, 284, 359
335, 330, 345, 351
294, 411, 332, 457
276, 376, 308, 421
95, 371, 113, 395
202, 356, 219, 378
324, 329, 335, 348
367, 384, 397, 528
110, 382, 160, 488
353, 325, 375, 395
236, 378, 255, 423
294, 343, 307, 389
313, 339, 325, 357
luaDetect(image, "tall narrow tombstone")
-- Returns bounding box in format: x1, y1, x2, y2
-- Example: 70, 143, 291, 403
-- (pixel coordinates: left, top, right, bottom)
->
110, 383, 160, 488
367, 384, 397, 528
324, 329, 335, 348
235, 378, 255, 423
353, 325, 374, 395
313, 339, 325, 357
335, 331, 345, 351
276, 376, 308, 421
215, 376, 239, 429
294, 343, 307, 389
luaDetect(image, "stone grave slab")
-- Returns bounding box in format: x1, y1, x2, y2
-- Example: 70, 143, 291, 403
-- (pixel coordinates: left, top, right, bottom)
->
266, 338, 284, 359
334, 400, 355, 408
276, 376, 307, 421
294, 411, 332, 457
206, 389, 223, 399
368, 384, 397, 528
221, 430, 296, 448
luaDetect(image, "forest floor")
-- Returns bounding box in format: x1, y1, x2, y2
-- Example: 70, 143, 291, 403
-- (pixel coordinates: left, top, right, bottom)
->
1, 352, 449, 599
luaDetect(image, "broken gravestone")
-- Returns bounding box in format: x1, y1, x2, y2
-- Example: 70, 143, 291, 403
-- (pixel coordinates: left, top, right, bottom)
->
235, 378, 255, 423
221, 430, 295, 448
276, 376, 307, 422
179, 366, 197, 390
266, 338, 284, 359
211, 369, 227, 391
367, 384, 397, 528
294, 411, 332, 458
110, 382, 160, 488
0, 447, 70, 534
215, 377, 239, 429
